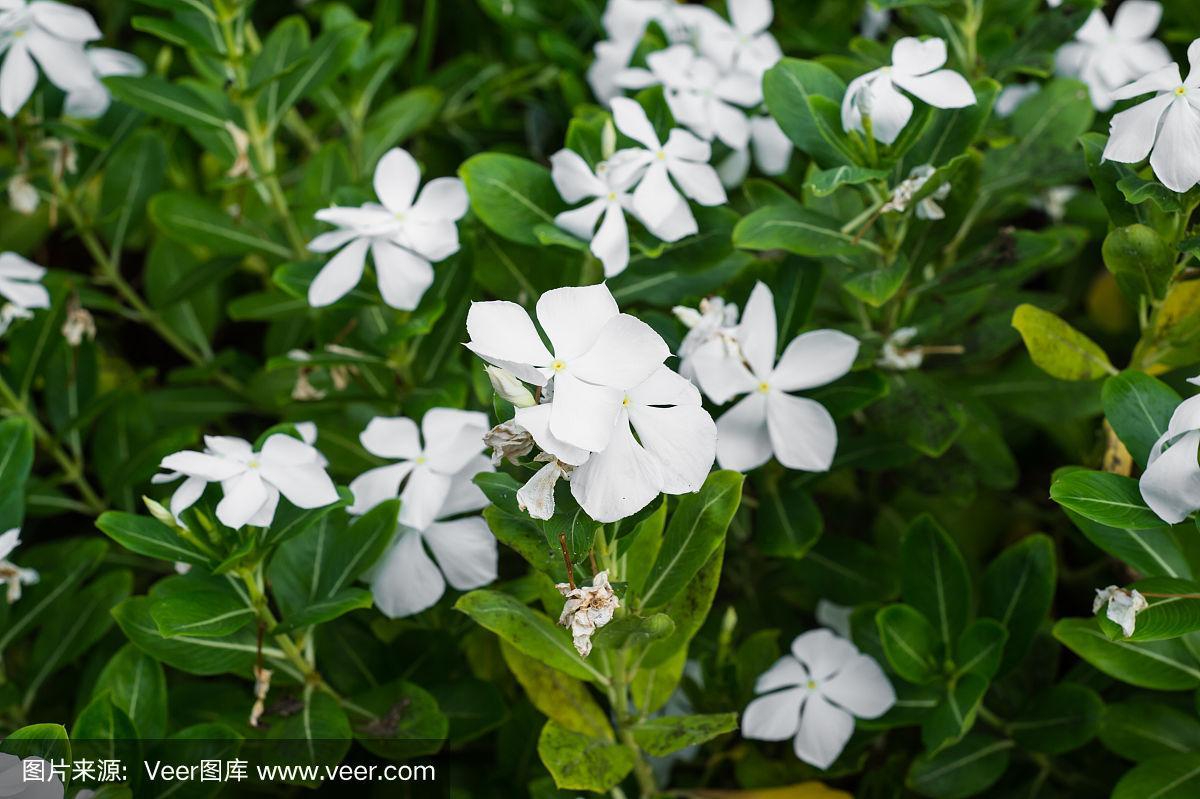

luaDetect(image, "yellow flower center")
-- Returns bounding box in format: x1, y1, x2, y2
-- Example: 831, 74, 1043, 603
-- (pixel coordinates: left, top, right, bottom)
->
757, 381, 771, 394
621, 395, 630, 407
656, 150, 667, 161
607, 191, 617, 201
416, 455, 427, 465
1177, 86, 1188, 96
247, 459, 260, 469
806, 679, 817, 690
552, 359, 566, 373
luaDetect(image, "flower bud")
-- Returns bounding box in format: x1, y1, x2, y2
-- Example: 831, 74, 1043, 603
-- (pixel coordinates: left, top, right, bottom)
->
143, 495, 180, 529
486, 365, 536, 408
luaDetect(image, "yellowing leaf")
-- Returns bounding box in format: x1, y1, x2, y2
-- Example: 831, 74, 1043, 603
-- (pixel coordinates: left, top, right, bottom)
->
1011, 303, 1116, 381
686, 782, 853, 799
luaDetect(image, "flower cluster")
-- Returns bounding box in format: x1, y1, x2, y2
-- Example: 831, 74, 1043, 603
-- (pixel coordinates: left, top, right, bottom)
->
467, 282, 717, 523
307, 147, 469, 310
1054, 0, 1170, 111
742, 628, 895, 769
0, 0, 141, 118
677, 282, 858, 473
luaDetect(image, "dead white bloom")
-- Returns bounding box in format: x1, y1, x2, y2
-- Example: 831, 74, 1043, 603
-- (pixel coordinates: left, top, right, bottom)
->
878, 327, 924, 371
556, 570, 619, 657
61, 298, 96, 347
882, 165, 948, 219
485, 419, 534, 466
291, 369, 326, 401
41, 138, 77, 178
225, 121, 253, 179
7, 174, 38, 215
486, 365, 536, 408
1093, 585, 1148, 638
517, 454, 573, 520
249, 664, 273, 727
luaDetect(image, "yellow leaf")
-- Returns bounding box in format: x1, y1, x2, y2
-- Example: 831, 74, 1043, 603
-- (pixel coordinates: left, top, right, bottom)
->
684, 781, 853, 799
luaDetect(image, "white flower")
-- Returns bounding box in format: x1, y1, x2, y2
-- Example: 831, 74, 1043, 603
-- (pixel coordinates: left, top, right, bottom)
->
692, 282, 858, 473
697, 0, 782, 78
877, 326, 923, 371
156, 433, 339, 529
607, 96, 726, 242
571, 365, 716, 522
63, 47, 143, 118
368, 452, 497, 618
7, 173, 37, 214
717, 115, 794, 187
995, 83, 1040, 118
0, 252, 49, 313
616, 45, 760, 150
0, 529, 38, 604
550, 150, 639, 277
0, 0, 100, 118
1093, 585, 1148, 637
307, 148, 468, 310
485, 365, 536, 408
1101, 43, 1200, 194
742, 628, 895, 769
557, 570, 620, 657
517, 453, 572, 520
0, 753, 61, 797
1139, 376, 1200, 523
674, 295, 739, 382
348, 408, 490, 531
1054, 0, 1171, 111
601, 0, 714, 45
465, 282, 668, 456
841, 37, 976, 145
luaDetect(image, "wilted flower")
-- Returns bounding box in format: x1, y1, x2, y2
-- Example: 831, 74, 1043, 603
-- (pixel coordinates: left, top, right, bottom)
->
1093, 585, 1148, 637
61, 296, 95, 346
0, 529, 37, 604
249, 664, 273, 728
517, 453, 573, 520
0, 0, 101, 118
349, 408, 490, 530
550, 150, 639, 277
156, 433, 339, 529
484, 419, 534, 466
308, 147, 468, 309
1054, 0, 1171, 111
743, 628, 895, 769
1102, 42, 1200, 193
557, 570, 620, 657
7, 173, 38, 214
878, 327, 923, 371
1139, 375, 1200, 522
841, 37, 975, 145
674, 295, 739, 381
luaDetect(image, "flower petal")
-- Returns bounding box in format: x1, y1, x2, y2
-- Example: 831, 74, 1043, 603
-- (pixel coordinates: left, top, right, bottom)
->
423, 517, 498, 590
160, 451, 245, 482
592, 202, 631, 278
571, 412, 663, 522
864, 77, 913, 145
690, 339, 758, 404
791, 628, 858, 680
750, 115, 793, 175
1111, 0, 1162, 41
736, 282, 777, 380
438, 454, 493, 518
348, 462, 414, 515
550, 149, 605, 203
1150, 99, 1200, 192
465, 300, 554, 385
571, 313, 670, 390
372, 239, 433, 311
216, 472, 270, 529
629, 403, 716, 493
1110, 63, 1181, 102
742, 686, 806, 741
794, 693, 854, 769
549, 373, 624, 453
755, 654, 809, 692
667, 153, 728, 206
399, 465, 454, 531
308, 229, 360, 254
360, 416, 421, 460
730, 0, 772, 35
421, 408, 489, 475
891, 36, 947, 76
258, 438, 339, 510
0, 275, 49, 310
633, 161, 684, 228
170, 476, 207, 520
0, 43, 36, 119
556, 198, 607, 243
629, 365, 701, 406
308, 237, 369, 307
1140, 430, 1200, 524
716, 392, 772, 472
771, 330, 859, 392
1102, 91, 1173, 164
536, 283, 620, 362
373, 148, 420, 213
514, 403, 591, 466
29, 1, 101, 40
370, 530, 446, 618
25, 29, 95, 92
821, 654, 896, 718
638, 189, 698, 242
610, 96, 661, 150
411, 177, 468, 222
766, 391, 838, 471
893, 69, 975, 109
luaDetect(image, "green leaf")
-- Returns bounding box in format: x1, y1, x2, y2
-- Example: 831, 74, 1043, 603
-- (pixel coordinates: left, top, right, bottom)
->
640, 545, 723, 668
630, 713, 738, 756
1053, 618, 1200, 689
251, 16, 310, 125
0, 417, 33, 529
150, 583, 255, 639
876, 603, 941, 684
1009, 683, 1103, 754
112, 595, 258, 676
843, 256, 910, 307
105, 76, 226, 129
265, 20, 370, 131
350, 680, 448, 760
901, 514, 970, 648
762, 59, 855, 167
1, 723, 70, 765
1113, 754, 1200, 799
1103, 370, 1181, 467
979, 534, 1056, 674
806, 165, 888, 197
537, 720, 635, 793
99, 129, 167, 254
362, 87, 444, 167
455, 590, 608, 684
734, 204, 863, 257
757, 483, 822, 559
274, 588, 374, 633
1065, 505, 1189, 578
149, 192, 292, 258
93, 644, 168, 739
921, 674, 988, 752
460, 153, 565, 245
96, 511, 213, 567
1081, 131, 1140, 227
903, 79, 1000, 170
500, 641, 613, 740
631, 648, 685, 715
264, 691, 351, 770
639, 470, 742, 609
267, 499, 397, 624
907, 733, 1012, 799
954, 619, 1006, 680
1100, 700, 1200, 762
789, 534, 898, 605
1050, 470, 1163, 530
1103, 224, 1174, 304
1118, 174, 1200, 212
592, 613, 674, 651
1011, 303, 1114, 381
1104, 577, 1200, 642
0, 538, 106, 654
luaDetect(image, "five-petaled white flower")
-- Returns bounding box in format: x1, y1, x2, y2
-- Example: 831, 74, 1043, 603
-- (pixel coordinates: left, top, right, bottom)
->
691, 282, 858, 473
1139, 375, 1200, 522
307, 147, 468, 310
1093, 585, 1148, 638
0, 0, 101, 118
550, 150, 639, 277
841, 37, 975, 145
349, 408, 491, 532
608, 97, 727, 243
156, 433, 339, 529
64, 47, 144, 119
1054, 0, 1171, 111
557, 570, 620, 657
742, 628, 895, 769
699, 0, 782, 79
1102, 41, 1200, 194
367, 445, 496, 619
0, 252, 50, 324
0, 529, 38, 604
